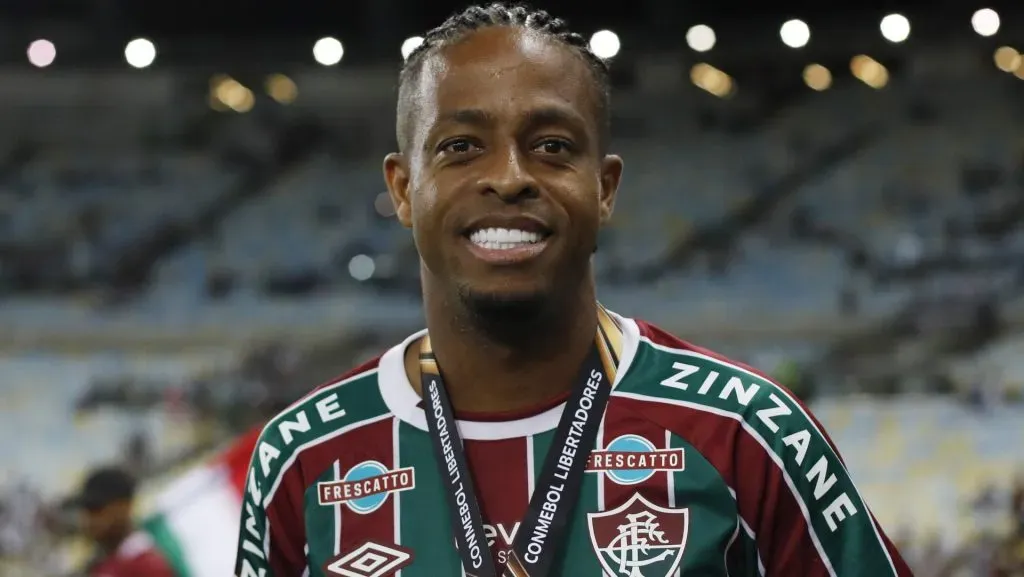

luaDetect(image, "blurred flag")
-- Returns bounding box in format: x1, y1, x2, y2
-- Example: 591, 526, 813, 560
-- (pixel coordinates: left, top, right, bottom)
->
139, 427, 259, 577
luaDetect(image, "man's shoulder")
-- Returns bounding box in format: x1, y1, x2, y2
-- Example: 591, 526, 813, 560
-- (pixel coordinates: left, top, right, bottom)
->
280, 356, 385, 418
249, 356, 392, 482
618, 320, 854, 494
626, 319, 785, 394
618, 319, 820, 440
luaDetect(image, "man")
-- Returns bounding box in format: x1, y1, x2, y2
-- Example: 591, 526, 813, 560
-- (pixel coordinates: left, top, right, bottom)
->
68, 466, 175, 577
235, 4, 913, 576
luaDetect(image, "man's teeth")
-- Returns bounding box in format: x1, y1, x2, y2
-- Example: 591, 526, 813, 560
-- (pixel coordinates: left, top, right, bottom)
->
469, 227, 544, 250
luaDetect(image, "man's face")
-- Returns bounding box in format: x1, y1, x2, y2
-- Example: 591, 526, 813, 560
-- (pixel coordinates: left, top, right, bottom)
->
81, 501, 130, 544
386, 27, 622, 310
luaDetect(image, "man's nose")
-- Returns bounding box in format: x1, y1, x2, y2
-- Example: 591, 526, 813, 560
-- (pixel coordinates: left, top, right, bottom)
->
480, 146, 539, 203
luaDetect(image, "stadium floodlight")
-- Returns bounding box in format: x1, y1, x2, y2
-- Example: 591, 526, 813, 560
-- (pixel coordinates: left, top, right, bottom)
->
589, 30, 620, 59
686, 24, 716, 53
401, 36, 424, 61
851, 55, 889, 89
993, 47, 1020, 73
124, 38, 157, 69
880, 13, 910, 43
803, 64, 832, 91
690, 63, 734, 98
313, 37, 344, 66
265, 74, 298, 104
972, 8, 1000, 37
779, 19, 810, 49
27, 39, 56, 68
211, 76, 255, 113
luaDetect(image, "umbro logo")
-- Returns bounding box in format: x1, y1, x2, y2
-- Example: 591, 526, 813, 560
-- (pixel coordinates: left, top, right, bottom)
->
324, 542, 414, 577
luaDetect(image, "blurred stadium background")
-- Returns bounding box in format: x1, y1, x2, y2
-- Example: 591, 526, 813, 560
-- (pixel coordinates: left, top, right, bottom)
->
1, 0, 1023, 575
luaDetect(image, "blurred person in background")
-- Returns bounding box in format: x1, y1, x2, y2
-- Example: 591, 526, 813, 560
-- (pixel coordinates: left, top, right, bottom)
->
66, 466, 174, 577
235, 3, 912, 576
0, 481, 44, 558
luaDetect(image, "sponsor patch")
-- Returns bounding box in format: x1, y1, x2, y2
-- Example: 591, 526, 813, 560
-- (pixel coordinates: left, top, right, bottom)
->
324, 542, 414, 577
317, 460, 415, 514
588, 493, 689, 577
587, 434, 685, 485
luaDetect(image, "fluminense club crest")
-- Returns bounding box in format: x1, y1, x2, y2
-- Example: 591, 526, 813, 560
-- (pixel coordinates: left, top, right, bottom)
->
587, 493, 689, 577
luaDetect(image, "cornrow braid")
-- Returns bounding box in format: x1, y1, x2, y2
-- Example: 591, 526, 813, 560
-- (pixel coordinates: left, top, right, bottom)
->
396, 2, 612, 153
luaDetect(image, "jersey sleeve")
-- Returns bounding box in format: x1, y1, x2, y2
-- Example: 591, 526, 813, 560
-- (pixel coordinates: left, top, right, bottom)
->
235, 429, 309, 577
731, 389, 914, 576
628, 325, 915, 576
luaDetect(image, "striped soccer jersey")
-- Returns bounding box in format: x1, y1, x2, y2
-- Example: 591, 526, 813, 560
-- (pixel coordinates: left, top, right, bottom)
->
235, 311, 913, 577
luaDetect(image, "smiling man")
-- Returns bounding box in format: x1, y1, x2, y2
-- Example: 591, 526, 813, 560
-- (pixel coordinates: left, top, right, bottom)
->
234, 4, 913, 576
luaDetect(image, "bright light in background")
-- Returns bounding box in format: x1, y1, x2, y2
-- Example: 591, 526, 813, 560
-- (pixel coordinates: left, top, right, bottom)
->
690, 63, 733, 98
779, 19, 810, 49
348, 255, 375, 281
589, 30, 620, 59
686, 25, 716, 52
265, 74, 298, 104
803, 64, 832, 91
27, 39, 56, 68
972, 8, 1000, 37
210, 76, 254, 113
880, 13, 911, 43
313, 37, 344, 66
401, 36, 424, 60
993, 47, 1021, 73
124, 38, 156, 69
851, 55, 889, 89
374, 192, 395, 217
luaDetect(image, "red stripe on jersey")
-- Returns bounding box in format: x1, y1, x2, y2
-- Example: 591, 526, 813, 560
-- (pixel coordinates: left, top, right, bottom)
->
466, 437, 531, 565
265, 466, 310, 575
598, 401, 673, 512
301, 416, 397, 554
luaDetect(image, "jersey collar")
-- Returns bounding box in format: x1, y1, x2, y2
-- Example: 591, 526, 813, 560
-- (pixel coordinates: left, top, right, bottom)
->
377, 307, 640, 440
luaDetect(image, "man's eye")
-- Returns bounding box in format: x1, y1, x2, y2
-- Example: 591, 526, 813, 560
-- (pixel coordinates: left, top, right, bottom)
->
534, 139, 572, 155
441, 139, 477, 154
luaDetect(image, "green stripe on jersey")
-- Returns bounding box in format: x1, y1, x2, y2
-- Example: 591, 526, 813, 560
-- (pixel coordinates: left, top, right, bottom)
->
664, 431, 743, 574
305, 462, 341, 577
396, 421, 464, 576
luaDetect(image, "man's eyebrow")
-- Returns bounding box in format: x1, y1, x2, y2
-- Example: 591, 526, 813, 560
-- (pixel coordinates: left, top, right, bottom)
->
521, 106, 588, 132
434, 108, 497, 128
432, 106, 586, 131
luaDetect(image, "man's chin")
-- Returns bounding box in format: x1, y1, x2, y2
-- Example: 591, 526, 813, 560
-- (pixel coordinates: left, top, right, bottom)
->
455, 282, 553, 336
459, 286, 549, 320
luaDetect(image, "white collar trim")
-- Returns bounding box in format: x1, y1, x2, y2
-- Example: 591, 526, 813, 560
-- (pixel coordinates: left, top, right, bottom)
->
377, 310, 640, 440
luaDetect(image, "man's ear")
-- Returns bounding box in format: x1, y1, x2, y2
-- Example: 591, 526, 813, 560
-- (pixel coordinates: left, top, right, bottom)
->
383, 153, 412, 228
598, 154, 623, 224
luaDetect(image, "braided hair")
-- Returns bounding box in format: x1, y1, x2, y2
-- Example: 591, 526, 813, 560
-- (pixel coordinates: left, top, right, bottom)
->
396, 2, 612, 153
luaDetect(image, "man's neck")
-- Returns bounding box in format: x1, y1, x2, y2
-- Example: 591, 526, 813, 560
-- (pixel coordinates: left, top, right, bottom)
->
410, 282, 598, 415
99, 527, 131, 556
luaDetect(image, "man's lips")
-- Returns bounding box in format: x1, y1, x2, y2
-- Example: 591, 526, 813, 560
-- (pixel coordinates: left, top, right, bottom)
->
460, 235, 550, 266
